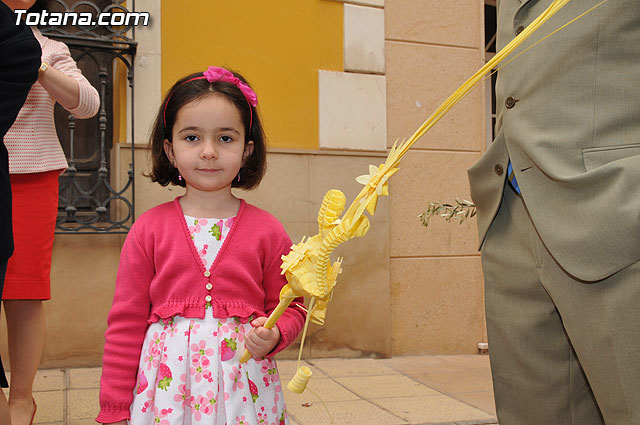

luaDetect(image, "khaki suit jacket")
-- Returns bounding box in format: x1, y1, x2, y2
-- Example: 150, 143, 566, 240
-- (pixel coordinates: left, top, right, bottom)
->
468, 0, 640, 281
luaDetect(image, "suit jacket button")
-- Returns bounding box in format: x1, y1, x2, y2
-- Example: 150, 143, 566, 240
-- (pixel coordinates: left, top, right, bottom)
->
505, 96, 517, 109
516, 25, 525, 35
495, 164, 504, 176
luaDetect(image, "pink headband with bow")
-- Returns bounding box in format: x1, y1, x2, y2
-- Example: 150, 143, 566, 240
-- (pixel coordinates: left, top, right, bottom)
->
163, 66, 258, 134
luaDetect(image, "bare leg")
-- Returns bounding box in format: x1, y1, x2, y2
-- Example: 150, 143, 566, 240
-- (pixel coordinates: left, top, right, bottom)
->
3, 300, 44, 425
0, 263, 10, 424
0, 391, 11, 425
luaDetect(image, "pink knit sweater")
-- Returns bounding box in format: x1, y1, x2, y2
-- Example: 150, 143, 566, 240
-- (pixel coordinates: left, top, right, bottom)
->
4, 27, 100, 174
97, 198, 305, 423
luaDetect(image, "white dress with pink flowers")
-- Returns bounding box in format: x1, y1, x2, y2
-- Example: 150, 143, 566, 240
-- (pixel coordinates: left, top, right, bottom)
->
128, 215, 289, 425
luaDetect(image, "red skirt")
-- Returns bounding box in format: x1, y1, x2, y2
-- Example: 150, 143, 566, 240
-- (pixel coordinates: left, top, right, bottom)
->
3, 170, 60, 300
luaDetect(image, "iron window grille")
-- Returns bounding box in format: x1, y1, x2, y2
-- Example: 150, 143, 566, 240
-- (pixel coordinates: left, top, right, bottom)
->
40, 0, 137, 233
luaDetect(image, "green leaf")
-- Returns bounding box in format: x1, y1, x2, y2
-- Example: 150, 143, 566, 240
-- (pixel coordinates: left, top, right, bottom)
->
209, 224, 222, 241
158, 376, 173, 390
419, 199, 476, 228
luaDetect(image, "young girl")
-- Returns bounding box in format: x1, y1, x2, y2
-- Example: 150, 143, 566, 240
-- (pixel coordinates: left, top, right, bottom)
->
97, 66, 305, 425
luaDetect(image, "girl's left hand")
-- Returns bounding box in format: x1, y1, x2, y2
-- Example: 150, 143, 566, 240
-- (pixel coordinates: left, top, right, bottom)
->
244, 316, 280, 358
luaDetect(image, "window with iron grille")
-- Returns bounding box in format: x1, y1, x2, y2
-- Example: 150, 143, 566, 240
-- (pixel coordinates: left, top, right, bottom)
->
40, 0, 137, 233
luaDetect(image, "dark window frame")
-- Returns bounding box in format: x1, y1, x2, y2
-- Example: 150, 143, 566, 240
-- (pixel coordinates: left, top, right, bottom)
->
40, 0, 137, 234
485, 0, 497, 146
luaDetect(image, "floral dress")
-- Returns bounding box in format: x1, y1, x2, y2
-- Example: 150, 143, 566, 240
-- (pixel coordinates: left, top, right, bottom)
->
129, 215, 289, 425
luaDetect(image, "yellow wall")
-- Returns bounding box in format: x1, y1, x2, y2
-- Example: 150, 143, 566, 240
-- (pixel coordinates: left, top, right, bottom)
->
161, 1, 343, 150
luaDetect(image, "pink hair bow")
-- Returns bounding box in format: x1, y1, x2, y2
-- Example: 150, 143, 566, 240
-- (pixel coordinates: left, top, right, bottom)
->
163, 66, 258, 133
203, 66, 258, 107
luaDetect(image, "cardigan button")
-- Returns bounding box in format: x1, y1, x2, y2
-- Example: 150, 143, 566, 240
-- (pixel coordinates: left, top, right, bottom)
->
205, 295, 212, 302
206, 283, 212, 290
204, 270, 211, 277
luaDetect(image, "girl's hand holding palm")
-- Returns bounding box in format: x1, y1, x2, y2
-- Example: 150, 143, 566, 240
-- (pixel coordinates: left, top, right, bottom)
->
245, 316, 280, 358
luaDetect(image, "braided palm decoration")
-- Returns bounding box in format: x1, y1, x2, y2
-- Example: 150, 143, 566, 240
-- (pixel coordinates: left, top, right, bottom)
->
240, 0, 608, 394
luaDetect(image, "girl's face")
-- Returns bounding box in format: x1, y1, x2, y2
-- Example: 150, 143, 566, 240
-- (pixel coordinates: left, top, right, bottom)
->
164, 94, 253, 196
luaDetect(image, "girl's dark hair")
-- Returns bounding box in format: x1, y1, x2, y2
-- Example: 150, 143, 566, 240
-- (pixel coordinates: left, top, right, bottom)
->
149, 69, 266, 190
28, 0, 51, 14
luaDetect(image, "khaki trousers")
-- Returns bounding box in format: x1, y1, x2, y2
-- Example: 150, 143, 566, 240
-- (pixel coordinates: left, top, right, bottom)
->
481, 185, 640, 425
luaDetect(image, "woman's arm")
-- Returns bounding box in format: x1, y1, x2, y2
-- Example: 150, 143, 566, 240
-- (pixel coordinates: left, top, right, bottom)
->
37, 64, 80, 110
40, 40, 100, 118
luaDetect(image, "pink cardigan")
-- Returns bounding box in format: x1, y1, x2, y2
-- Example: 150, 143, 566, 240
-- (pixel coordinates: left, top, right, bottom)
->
4, 27, 100, 174
97, 198, 305, 423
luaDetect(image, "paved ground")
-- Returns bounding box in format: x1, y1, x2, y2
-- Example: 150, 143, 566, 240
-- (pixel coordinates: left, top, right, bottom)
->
12, 355, 497, 425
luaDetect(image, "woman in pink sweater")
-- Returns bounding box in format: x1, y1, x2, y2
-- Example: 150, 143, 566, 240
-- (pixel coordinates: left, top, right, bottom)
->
3, 1, 99, 424
97, 67, 305, 425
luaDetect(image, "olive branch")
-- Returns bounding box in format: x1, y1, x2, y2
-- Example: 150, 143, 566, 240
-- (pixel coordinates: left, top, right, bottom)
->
419, 198, 477, 228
